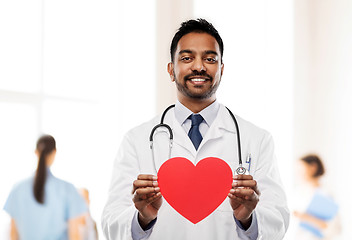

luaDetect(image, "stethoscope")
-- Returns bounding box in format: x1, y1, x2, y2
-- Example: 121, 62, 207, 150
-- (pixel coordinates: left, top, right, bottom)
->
149, 104, 247, 175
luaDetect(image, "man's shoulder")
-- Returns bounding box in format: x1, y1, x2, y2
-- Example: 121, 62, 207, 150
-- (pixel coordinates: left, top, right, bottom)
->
125, 115, 161, 137
236, 115, 269, 135
219, 104, 270, 137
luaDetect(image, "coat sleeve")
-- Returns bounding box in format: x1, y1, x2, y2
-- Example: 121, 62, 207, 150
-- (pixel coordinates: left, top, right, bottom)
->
254, 132, 290, 240
101, 133, 140, 240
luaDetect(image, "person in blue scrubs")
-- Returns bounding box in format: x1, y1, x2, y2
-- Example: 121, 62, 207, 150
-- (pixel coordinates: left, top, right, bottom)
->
293, 155, 341, 240
3, 135, 87, 240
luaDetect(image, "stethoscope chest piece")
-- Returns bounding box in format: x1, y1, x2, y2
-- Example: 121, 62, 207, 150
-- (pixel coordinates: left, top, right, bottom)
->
236, 165, 246, 175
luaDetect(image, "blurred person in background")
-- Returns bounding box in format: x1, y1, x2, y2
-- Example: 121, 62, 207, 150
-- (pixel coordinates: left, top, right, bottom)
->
293, 154, 341, 240
3, 134, 87, 240
78, 188, 98, 240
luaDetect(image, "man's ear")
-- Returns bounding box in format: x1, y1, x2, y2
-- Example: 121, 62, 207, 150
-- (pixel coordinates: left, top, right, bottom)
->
221, 63, 224, 76
167, 62, 175, 82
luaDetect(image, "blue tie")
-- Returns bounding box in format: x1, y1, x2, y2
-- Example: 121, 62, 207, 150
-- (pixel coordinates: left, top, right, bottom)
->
188, 114, 204, 150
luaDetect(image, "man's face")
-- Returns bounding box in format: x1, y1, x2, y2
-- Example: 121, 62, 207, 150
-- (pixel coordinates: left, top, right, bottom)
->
168, 32, 224, 101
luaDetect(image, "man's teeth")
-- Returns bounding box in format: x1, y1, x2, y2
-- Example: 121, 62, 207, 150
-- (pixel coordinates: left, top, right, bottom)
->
191, 78, 206, 82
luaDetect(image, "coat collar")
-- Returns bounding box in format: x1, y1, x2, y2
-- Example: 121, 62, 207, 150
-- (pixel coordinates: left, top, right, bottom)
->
201, 104, 237, 141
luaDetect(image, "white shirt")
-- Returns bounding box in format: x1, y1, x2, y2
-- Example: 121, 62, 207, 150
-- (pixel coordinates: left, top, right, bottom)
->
175, 99, 219, 136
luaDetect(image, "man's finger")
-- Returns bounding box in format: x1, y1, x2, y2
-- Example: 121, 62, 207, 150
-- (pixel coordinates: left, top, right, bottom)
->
230, 188, 258, 200
132, 178, 158, 193
135, 187, 160, 196
133, 179, 158, 188
145, 192, 162, 203
233, 174, 253, 180
232, 179, 257, 189
228, 193, 246, 204
138, 174, 158, 181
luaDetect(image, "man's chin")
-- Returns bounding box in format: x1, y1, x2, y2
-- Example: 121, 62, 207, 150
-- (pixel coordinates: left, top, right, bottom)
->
176, 81, 217, 100
185, 91, 214, 100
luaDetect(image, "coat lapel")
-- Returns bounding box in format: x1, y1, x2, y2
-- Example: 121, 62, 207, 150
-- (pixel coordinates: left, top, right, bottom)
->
160, 107, 197, 158
198, 105, 237, 150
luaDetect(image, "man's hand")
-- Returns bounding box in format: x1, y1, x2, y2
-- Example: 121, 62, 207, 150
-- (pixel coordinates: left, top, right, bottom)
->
132, 174, 162, 229
228, 174, 260, 229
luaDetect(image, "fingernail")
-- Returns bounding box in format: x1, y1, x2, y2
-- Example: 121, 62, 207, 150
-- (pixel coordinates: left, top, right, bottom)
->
153, 181, 158, 186
230, 189, 235, 194
152, 176, 158, 181
233, 175, 239, 180
155, 187, 160, 192
232, 181, 238, 187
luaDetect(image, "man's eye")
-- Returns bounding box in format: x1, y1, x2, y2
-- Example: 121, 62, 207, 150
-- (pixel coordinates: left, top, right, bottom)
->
181, 57, 191, 61
205, 57, 216, 62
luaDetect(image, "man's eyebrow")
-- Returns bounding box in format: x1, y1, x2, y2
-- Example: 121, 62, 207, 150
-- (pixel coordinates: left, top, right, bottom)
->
204, 50, 218, 55
178, 49, 219, 56
179, 49, 193, 55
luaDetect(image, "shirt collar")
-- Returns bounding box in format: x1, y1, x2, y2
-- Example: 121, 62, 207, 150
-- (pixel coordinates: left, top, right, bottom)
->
175, 99, 220, 127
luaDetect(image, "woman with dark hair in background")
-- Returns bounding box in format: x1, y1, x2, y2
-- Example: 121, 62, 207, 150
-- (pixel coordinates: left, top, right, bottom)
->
3, 135, 87, 240
293, 154, 341, 240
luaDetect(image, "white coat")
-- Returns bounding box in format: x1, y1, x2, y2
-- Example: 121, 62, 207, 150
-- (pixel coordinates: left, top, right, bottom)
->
102, 104, 290, 240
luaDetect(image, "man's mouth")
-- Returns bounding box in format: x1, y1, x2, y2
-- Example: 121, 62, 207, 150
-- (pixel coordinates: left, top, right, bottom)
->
183, 71, 213, 83
186, 75, 212, 83
187, 78, 209, 86
190, 78, 207, 82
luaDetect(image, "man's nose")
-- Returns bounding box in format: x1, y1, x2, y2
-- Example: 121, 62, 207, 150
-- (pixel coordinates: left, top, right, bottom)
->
191, 58, 206, 72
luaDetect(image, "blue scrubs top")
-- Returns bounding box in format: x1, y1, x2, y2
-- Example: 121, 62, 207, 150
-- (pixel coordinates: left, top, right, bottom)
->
3, 170, 87, 240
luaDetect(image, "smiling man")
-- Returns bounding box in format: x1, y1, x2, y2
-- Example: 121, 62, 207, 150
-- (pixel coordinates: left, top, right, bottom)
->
102, 19, 289, 240
168, 31, 223, 113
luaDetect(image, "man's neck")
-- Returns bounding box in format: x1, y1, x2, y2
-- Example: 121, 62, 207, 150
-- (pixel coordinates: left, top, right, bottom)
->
177, 96, 216, 113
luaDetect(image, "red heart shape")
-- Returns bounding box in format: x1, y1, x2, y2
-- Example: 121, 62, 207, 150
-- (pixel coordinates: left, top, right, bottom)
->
157, 157, 233, 224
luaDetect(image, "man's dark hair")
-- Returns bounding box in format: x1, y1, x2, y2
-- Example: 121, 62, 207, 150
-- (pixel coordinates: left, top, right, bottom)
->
301, 154, 325, 178
170, 18, 224, 63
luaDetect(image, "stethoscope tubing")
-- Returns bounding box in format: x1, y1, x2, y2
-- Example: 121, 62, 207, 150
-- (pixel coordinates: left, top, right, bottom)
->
150, 104, 245, 174
225, 107, 243, 166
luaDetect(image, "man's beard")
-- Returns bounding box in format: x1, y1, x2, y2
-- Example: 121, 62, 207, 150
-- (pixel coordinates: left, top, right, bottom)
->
174, 70, 220, 100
